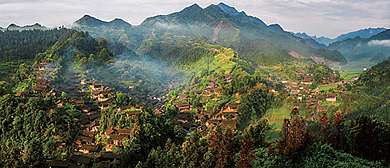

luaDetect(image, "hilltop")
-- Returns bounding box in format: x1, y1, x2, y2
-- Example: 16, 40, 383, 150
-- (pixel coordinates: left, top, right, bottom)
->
5, 23, 48, 31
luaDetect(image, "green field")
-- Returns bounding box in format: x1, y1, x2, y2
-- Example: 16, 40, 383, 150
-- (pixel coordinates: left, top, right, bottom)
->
320, 100, 342, 107
269, 121, 283, 130
265, 130, 280, 143
266, 107, 291, 120
319, 84, 338, 91
335, 61, 375, 81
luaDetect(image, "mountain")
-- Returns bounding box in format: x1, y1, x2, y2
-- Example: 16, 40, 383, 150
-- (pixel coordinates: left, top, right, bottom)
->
328, 29, 390, 62
5, 23, 47, 31
73, 15, 141, 50
73, 14, 132, 29
293, 28, 388, 46
0, 27, 3, 32
73, 3, 347, 65
217, 3, 267, 28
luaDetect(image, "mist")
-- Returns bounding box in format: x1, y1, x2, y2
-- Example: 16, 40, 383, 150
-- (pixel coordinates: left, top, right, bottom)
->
367, 40, 390, 47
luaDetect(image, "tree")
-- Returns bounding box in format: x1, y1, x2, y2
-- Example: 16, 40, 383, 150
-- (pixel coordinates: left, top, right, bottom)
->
274, 108, 308, 162
115, 92, 131, 106
350, 115, 390, 165
23, 139, 47, 167
238, 85, 273, 125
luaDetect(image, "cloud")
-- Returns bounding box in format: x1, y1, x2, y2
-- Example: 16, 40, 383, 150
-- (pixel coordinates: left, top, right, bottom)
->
367, 40, 390, 47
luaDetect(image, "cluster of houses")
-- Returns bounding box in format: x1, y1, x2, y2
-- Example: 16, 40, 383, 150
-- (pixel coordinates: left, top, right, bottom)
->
171, 75, 239, 132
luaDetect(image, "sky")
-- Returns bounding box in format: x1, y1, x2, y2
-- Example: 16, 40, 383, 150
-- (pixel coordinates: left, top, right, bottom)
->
0, 0, 389, 38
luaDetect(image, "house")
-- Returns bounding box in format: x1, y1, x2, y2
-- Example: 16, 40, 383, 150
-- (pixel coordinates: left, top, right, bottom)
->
81, 130, 94, 138
125, 110, 141, 117
34, 64, 45, 71
84, 120, 99, 132
310, 114, 321, 122
205, 120, 220, 127
97, 151, 119, 162
118, 129, 132, 136
41, 60, 50, 64
316, 95, 325, 100
56, 100, 64, 107
193, 90, 203, 95
91, 90, 101, 99
49, 160, 69, 168
291, 87, 300, 92
177, 94, 189, 100
214, 88, 221, 94
99, 101, 111, 110
215, 109, 238, 121
110, 134, 129, 146
176, 112, 192, 123
92, 83, 104, 91
309, 98, 322, 104
194, 113, 204, 123
98, 92, 112, 102
173, 101, 191, 113
316, 105, 328, 112
75, 100, 85, 107
223, 74, 233, 82
117, 105, 134, 111
105, 128, 115, 138
221, 120, 237, 130
326, 93, 337, 102
36, 79, 48, 85
69, 154, 92, 167
79, 144, 99, 154
76, 136, 94, 146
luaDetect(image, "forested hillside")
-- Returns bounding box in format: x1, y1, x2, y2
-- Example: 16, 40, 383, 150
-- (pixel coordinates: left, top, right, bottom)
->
327, 30, 390, 62
0, 28, 70, 81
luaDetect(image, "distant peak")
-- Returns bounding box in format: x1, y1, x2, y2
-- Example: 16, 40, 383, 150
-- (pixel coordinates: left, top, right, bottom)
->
188, 3, 202, 9
7, 23, 18, 28
217, 2, 239, 15
82, 14, 94, 18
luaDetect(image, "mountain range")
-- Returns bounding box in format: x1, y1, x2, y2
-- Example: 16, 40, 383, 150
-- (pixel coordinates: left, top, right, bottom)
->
73, 3, 347, 65
327, 29, 390, 62
293, 28, 388, 46
5, 23, 48, 31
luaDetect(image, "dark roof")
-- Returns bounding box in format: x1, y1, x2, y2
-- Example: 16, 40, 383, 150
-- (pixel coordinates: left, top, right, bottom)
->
110, 134, 129, 141
118, 105, 133, 111
81, 144, 98, 152
118, 129, 132, 135
68, 163, 80, 168
178, 94, 189, 99
98, 152, 118, 160
221, 120, 237, 130
49, 160, 69, 167
105, 128, 115, 135
69, 154, 92, 164
126, 110, 141, 116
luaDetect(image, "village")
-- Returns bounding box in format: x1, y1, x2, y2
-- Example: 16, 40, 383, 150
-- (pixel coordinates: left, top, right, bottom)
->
16, 59, 359, 168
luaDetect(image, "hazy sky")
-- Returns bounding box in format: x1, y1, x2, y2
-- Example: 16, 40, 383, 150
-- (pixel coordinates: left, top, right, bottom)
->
0, 0, 389, 38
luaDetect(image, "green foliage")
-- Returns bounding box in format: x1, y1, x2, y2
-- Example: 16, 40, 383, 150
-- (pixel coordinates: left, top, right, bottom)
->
0, 29, 69, 62
302, 143, 383, 168
238, 85, 273, 125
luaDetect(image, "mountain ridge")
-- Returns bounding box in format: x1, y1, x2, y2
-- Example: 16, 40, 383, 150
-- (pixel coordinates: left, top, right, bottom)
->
73, 14, 132, 29
5, 23, 47, 31
293, 27, 388, 46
